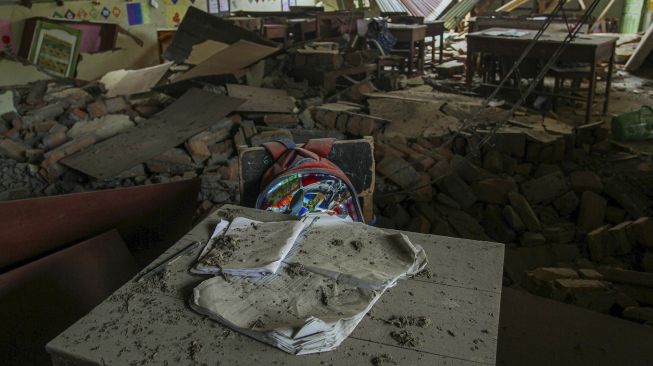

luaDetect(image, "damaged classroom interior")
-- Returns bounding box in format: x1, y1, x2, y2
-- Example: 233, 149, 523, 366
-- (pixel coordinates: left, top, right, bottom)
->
2, 0, 653, 363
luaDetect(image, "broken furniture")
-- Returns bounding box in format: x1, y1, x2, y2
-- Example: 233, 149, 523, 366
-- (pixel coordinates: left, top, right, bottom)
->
388, 23, 427, 75
0, 180, 200, 364
466, 28, 617, 123
238, 138, 376, 222
46, 204, 504, 365
315, 11, 364, 41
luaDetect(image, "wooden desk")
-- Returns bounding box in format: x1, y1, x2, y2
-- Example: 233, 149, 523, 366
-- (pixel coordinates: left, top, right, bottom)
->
225, 16, 263, 32
47, 204, 504, 366
466, 28, 617, 123
263, 24, 288, 43
388, 24, 427, 75
288, 18, 317, 41
425, 21, 445, 65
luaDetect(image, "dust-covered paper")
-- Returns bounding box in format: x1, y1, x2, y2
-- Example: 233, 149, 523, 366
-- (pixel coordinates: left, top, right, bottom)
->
190, 214, 427, 354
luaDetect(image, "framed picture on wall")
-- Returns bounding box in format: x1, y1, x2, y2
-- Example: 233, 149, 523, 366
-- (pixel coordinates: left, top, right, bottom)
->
27, 20, 81, 78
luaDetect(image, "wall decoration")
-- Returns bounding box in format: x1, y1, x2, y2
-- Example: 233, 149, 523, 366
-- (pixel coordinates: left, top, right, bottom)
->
52, 11, 64, 18
0, 19, 13, 55
126, 2, 150, 26
76, 8, 88, 20
100, 7, 111, 19
165, 5, 187, 27
112, 6, 122, 17
64, 9, 75, 19
89, 7, 99, 20
27, 21, 81, 78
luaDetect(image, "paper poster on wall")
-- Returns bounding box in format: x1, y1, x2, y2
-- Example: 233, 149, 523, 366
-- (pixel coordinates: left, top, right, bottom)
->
27, 21, 81, 78
126, 2, 151, 26
0, 19, 13, 55
165, 5, 187, 27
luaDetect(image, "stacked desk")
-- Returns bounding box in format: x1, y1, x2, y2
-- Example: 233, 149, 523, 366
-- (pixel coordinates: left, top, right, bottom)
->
47, 205, 504, 365
388, 24, 427, 75
466, 28, 617, 123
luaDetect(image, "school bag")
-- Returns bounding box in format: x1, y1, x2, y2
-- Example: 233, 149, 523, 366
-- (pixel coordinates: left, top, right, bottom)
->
255, 138, 364, 222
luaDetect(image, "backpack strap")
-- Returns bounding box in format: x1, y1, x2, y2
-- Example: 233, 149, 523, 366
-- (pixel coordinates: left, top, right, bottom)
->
262, 139, 296, 161
302, 138, 335, 159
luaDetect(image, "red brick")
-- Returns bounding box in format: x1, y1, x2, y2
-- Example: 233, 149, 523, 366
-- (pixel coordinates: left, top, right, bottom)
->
86, 100, 107, 119
0, 138, 26, 160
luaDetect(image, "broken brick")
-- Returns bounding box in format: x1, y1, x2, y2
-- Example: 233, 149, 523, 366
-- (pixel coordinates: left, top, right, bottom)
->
570, 170, 603, 193
0, 138, 26, 161
626, 217, 653, 248
521, 171, 568, 204
577, 191, 607, 233
508, 192, 542, 232
377, 155, 419, 190
471, 178, 517, 204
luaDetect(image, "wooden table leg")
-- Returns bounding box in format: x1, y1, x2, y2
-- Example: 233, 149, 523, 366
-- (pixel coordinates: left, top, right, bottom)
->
439, 32, 444, 64
586, 60, 597, 124
418, 41, 425, 74
466, 46, 475, 90
409, 40, 415, 75
430, 38, 435, 66
603, 45, 615, 115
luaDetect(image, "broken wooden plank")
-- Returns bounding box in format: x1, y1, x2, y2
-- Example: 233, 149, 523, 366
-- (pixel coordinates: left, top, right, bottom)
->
61, 89, 244, 179
162, 7, 276, 63
172, 40, 279, 83
226, 84, 295, 113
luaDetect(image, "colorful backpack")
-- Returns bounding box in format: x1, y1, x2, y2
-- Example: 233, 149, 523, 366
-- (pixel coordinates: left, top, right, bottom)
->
255, 138, 364, 222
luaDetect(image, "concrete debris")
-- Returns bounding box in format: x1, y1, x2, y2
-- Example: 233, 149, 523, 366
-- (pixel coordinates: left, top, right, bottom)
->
1, 21, 652, 329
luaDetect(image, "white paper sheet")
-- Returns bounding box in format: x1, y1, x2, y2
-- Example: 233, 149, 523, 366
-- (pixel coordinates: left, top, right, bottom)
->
190, 214, 428, 354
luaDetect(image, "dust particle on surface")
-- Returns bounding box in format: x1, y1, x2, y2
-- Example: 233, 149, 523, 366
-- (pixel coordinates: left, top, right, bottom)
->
390, 330, 420, 347
371, 353, 397, 366
387, 315, 431, 328
350, 240, 363, 252
330, 238, 344, 246
188, 340, 202, 362
285, 262, 309, 278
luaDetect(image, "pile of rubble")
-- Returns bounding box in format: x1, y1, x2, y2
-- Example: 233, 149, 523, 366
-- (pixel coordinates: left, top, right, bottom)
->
371, 104, 653, 324
0, 80, 242, 209
1, 6, 652, 326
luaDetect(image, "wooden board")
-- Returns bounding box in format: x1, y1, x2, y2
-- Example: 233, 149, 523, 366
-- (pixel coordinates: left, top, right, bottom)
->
61, 89, 244, 179
2, 230, 137, 366
46, 205, 504, 366
498, 287, 653, 365
227, 84, 295, 113
0, 179, 199, 271
238, 138, 375, 208
172, 41, 279, 83
162, 7, 277, 64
